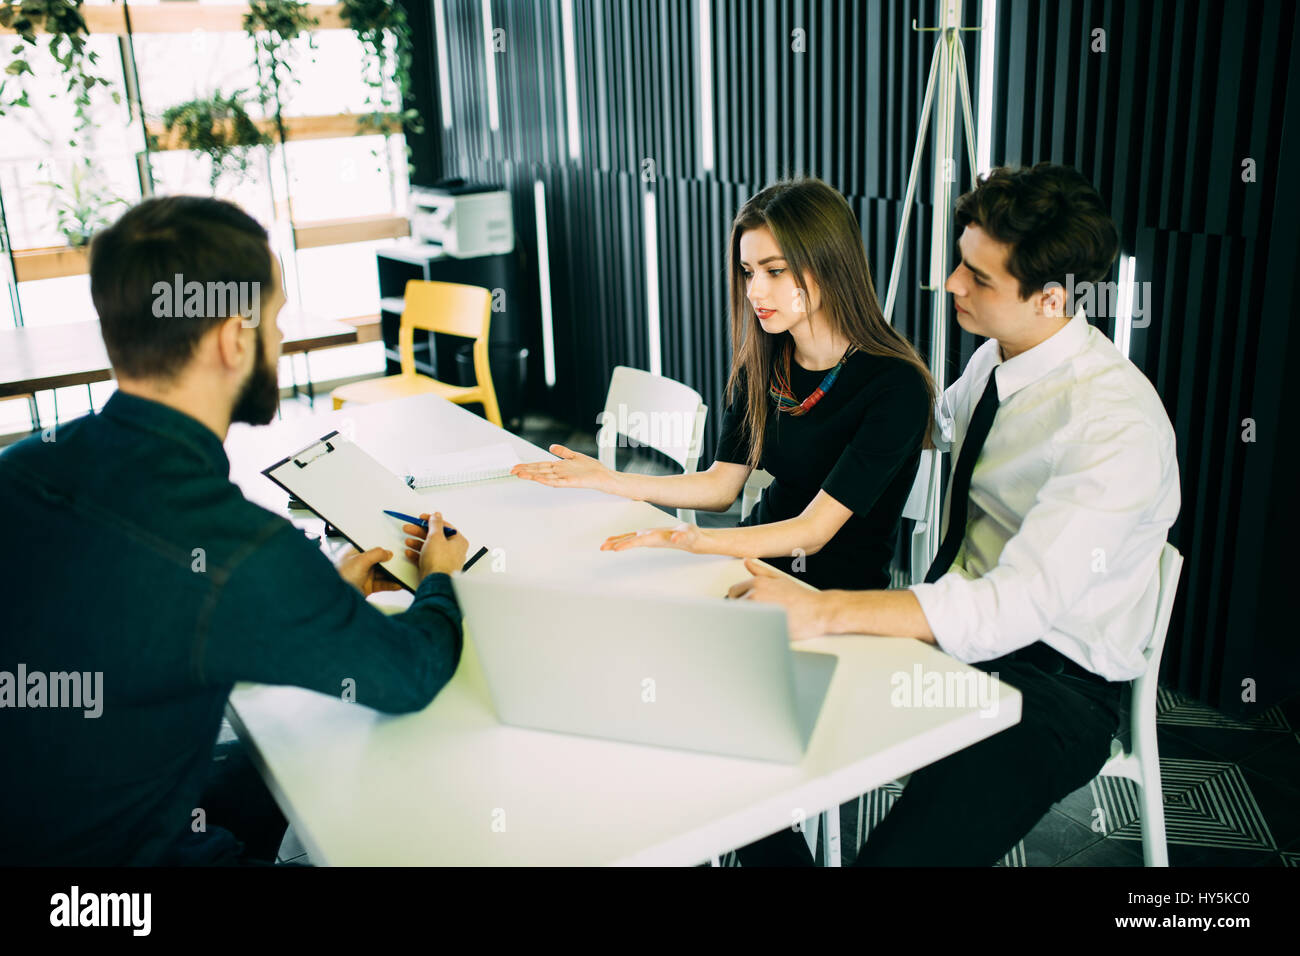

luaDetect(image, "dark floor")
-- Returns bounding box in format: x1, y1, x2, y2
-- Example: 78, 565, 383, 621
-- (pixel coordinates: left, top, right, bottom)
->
267, 412, 1300, 866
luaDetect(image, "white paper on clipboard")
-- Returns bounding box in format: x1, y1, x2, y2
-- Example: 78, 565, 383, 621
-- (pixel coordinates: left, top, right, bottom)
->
263, 431, 439, 592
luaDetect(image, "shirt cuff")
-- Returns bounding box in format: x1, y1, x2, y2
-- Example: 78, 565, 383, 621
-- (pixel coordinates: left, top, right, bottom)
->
908, 575, 973, 662
413, 571, 461, 615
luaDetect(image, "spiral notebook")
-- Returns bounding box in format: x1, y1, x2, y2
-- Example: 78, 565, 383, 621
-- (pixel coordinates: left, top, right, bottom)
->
404, 442, 520, 489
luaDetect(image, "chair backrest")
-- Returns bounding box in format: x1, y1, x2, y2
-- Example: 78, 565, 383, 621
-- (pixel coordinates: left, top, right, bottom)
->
1136, 543, 1184, 681
902, 448, 940, 521
905, 448, 943, 584
740, 468, 776, 520
1125, 542, 1183, 753
396, 280, 491, 370
597, 366, 707, 473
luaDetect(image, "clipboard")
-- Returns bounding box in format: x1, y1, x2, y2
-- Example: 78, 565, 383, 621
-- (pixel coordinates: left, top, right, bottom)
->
263, 431, 441, 592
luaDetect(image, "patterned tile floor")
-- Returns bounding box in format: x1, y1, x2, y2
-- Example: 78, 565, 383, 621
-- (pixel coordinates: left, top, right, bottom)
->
269, 412, 1299, 866
837, 688, 1300, 868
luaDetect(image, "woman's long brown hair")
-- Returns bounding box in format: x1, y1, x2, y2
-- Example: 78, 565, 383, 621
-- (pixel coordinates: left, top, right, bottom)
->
724, 177, 936, 470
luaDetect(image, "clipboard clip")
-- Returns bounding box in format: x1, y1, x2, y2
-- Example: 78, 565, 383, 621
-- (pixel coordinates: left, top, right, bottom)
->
293, 438, 336, 468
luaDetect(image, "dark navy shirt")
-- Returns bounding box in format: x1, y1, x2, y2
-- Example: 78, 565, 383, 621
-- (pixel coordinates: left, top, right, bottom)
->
0, 391, 463, 865
715, 349, 930, 590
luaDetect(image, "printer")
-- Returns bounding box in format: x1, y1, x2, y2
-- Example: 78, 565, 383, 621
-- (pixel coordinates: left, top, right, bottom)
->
408, 180, 514, 258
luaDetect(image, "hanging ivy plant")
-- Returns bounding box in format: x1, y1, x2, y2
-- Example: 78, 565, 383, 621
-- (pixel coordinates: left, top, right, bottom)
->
3, 0, 124, 250
242, 0, 319, 149
0, 0, 119, 133
339, 0, 422, 138
339, 0, 423, 204
153, 90, 272, 192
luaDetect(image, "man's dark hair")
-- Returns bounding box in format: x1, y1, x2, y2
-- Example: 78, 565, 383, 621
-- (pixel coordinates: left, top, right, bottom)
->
954, 163, 1119, 301
89, 196, 273, 380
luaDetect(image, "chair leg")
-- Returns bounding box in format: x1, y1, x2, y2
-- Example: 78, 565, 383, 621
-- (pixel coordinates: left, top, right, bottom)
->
471, 341, 504, 428
1139, 762, 1169, 867
856, 794, 866, 851
822, 809, 841, 867
802, 811, 819, 861
478, 385, 503, 428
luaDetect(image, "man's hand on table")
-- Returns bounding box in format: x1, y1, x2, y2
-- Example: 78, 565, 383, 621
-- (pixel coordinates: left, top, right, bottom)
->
727, 558, 832, 642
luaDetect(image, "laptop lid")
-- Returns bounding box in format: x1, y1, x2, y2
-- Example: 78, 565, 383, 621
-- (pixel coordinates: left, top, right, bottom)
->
452, 574, 836, 764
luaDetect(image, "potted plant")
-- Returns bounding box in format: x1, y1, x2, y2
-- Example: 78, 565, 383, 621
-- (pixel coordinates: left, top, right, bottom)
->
36, 158, 127, 247
153, 90, 271, 192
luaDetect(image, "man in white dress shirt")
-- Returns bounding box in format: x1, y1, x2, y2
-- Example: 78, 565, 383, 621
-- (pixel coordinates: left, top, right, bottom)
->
732, 163, 1181, 866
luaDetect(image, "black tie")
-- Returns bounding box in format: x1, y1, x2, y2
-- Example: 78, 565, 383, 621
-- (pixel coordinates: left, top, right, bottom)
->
925, 369, 1001, 583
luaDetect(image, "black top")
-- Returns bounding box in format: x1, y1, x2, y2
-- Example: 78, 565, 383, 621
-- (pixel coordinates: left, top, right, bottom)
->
0, 391, 463, 865
715, 347, 931, 591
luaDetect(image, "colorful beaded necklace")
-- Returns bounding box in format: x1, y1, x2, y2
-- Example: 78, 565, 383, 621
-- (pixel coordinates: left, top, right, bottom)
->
768, 340, 855, 416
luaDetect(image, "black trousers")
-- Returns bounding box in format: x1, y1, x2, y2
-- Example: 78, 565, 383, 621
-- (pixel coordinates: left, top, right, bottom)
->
158, 738, 291, 866
736, 642, 1125, 866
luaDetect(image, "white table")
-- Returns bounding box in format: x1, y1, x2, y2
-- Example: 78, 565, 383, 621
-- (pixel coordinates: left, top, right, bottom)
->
223, 393, 1021, 865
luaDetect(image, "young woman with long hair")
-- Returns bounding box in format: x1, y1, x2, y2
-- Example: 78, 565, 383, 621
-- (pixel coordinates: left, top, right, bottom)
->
511, 177, 935, 591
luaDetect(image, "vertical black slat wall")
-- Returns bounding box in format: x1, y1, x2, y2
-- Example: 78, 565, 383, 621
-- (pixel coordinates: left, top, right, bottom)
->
418, 0, 1295, 711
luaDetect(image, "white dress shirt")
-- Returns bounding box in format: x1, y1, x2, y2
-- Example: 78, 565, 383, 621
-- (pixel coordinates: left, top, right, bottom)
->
908, 308, 1181, 681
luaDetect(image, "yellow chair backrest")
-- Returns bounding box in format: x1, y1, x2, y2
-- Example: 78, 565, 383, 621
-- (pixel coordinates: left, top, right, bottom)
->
398, 280, 493, 378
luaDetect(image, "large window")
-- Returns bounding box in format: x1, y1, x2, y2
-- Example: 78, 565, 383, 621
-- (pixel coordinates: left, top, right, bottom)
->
0, 0, 410, 433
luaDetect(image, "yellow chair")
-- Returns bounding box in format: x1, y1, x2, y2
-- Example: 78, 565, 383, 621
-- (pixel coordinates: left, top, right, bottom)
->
332, 280, 502, 426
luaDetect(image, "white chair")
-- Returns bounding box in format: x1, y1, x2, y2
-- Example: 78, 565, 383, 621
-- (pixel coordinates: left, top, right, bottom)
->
812, 807, 841, 866
1096, 541, 1183, 867
903, 448, 943, 585
740, 468, 775, 520
597, 366, 708, 526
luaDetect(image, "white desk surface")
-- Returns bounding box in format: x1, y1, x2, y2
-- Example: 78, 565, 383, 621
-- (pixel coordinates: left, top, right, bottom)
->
223, 393, 1021, 866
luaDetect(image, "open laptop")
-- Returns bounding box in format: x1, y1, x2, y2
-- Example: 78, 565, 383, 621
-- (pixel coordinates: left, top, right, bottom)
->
451, 574, 837, 763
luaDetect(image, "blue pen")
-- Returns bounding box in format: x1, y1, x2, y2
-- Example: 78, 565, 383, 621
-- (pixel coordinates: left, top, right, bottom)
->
383, 509, 458, 538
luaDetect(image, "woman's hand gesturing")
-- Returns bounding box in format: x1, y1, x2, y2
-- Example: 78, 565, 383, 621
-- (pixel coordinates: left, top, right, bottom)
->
600, 524, 705, 554
510, 444, 619, 494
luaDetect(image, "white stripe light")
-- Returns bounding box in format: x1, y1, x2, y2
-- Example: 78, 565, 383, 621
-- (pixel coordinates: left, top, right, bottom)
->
433, 0, 452, 129
481, 0, 500, 132
976, 0, 996, 176
534, 180, 557, 387
699, 0, 714, 172
644, 190, 662, 376
562, 0, 580, 160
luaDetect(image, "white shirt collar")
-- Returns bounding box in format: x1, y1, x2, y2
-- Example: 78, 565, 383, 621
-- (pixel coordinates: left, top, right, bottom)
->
992, 308, 1090, 400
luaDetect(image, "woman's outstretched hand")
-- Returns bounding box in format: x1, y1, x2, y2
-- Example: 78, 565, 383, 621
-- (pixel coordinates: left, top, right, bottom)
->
601, 523, 704, 553
510, 443, 618, 493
